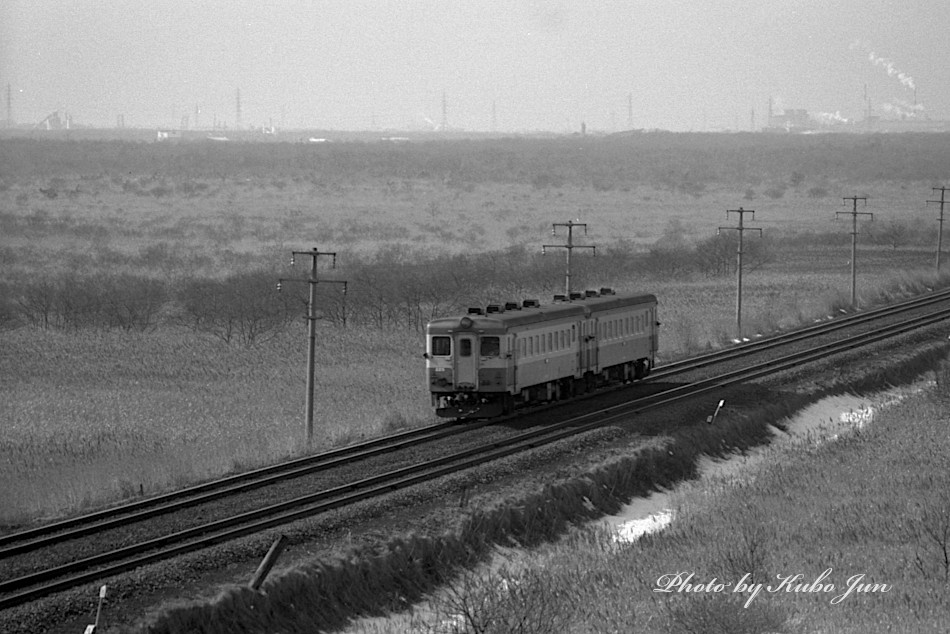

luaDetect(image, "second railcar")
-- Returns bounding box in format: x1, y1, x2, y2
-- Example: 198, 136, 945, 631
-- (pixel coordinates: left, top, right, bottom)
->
425, 289, 658, 418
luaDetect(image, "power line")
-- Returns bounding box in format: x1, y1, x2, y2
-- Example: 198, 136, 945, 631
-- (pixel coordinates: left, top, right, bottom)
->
718, 207, 761, 335
542, 220, 596, 298
837, 196, 872, 307
927, 187, 950, 273
278, 248, 347, 446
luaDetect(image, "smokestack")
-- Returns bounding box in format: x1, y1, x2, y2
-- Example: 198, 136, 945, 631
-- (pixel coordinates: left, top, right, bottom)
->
441, 91, 447, 130
236, 88, 242, 129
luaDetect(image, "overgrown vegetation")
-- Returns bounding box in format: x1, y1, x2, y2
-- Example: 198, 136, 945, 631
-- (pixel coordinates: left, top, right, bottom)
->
3, 136, 950, 525
130, 343, 949, 634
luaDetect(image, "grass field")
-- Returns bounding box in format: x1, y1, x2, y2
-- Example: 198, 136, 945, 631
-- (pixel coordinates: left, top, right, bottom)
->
0, 326, 423, 524
2, 137, 949, 526
349, 370, 950, 634
1, 260, 944, 526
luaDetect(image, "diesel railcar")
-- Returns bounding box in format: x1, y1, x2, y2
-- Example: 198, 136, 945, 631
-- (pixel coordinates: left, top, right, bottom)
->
425, 288, 659, 418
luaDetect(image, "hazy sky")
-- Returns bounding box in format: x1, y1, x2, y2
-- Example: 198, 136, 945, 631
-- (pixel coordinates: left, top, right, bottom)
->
2, 0, 949, 132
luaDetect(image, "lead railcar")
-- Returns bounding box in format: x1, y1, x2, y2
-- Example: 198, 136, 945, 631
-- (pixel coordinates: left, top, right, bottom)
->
425, 288, 659, 418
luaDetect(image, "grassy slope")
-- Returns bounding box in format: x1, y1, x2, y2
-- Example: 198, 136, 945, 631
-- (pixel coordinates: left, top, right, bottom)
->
551, 372, 950, 633
345, 355, 950, 634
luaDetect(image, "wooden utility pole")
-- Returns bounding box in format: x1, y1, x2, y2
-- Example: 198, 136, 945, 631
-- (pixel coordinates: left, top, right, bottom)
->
837, 197, 872, 307
718, 207, 761, 335
928, 187, 950, 272
542, 220, 596, 297
278, 248, 347, 446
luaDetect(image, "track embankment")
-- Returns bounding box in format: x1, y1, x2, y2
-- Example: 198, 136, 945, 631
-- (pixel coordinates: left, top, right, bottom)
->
122, 332, 950, 634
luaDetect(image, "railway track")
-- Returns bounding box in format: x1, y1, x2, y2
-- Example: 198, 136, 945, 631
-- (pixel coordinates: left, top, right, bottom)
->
2, 291, 950, 610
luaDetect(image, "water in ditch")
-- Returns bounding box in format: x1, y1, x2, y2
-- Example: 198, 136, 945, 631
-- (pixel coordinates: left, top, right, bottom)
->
598, 382, 929, 544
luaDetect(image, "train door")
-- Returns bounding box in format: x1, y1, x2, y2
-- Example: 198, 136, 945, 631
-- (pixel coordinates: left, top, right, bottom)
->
581, 319, 598, 372
455, 334, 478, 388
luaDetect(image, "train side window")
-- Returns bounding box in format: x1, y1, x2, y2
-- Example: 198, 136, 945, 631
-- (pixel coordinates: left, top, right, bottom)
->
480, 336, 500, 357
460, 338, 472, 357
432, 336, 451, 356
547, 333, 553, 351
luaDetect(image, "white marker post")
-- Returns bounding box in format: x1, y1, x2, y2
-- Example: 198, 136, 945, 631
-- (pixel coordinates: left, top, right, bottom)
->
706, 399, 725, 425
83, 585, 107, 633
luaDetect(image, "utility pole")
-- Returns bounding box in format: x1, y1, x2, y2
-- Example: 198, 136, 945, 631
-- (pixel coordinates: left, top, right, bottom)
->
542, 220, 596, 298
277, 248, 347, 446
718, 207, 761, 335
928, 187, 950, 272
837, 196, 872, 307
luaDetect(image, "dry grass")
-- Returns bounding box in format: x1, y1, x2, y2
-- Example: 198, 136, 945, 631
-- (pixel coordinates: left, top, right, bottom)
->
3, 170, 949, 525
3, 259, 943, 526
342, 353, 950, 634
0, 326, 426, 525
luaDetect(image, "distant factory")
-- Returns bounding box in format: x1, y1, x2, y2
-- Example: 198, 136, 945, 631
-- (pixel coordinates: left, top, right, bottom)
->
764, 107, 950, 134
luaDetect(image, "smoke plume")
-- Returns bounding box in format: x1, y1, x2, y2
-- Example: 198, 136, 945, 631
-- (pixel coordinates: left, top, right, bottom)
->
850, 39, 916, 90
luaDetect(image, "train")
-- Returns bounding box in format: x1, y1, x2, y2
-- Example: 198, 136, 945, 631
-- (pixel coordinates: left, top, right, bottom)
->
425, 288, 659, 418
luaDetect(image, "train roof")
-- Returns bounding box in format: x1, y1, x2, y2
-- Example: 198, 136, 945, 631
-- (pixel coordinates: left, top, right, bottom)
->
426, 291, 657, 334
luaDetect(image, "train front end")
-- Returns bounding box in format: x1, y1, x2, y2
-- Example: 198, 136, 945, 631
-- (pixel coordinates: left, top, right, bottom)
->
425, 312, 511, 419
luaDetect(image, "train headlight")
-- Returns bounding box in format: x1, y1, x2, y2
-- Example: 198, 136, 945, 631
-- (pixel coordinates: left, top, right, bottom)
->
460, 317, 474, 329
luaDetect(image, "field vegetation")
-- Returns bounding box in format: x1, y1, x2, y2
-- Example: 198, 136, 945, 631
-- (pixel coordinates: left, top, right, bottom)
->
2, 133, 950, 526
348, 358, 950, 634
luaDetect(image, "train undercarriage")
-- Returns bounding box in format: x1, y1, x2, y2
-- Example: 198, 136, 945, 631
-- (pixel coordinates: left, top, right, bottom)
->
434, 358, 651, 420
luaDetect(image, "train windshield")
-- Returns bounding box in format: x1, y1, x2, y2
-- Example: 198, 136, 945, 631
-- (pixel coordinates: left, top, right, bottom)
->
431, 336, 451, 356
480, 336, 500, 357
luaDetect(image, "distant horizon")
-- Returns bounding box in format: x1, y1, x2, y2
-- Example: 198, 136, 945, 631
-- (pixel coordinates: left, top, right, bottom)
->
3, 1, 949, 134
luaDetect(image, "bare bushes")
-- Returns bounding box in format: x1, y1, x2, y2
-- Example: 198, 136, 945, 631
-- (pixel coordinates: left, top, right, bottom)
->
13, 273, 168, 331
177, 271, 297, 345
433, 566, 571, 634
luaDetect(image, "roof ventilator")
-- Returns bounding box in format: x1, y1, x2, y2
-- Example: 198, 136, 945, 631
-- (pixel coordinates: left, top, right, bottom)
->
522, 299, 541, 308
486, 304, 504, 314
467, 307, 485, 315
504, 301, 521, 311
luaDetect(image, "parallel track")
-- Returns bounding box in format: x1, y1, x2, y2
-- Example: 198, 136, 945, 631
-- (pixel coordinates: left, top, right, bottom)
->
2, 293, 950, 610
